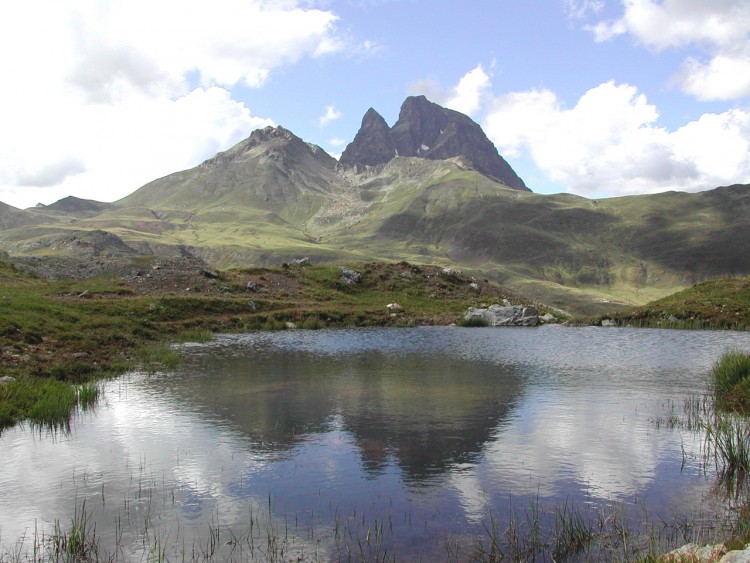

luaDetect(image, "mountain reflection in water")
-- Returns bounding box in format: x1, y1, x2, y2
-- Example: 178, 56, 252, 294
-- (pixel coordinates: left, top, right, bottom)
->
4, 326, 750, 560
160, 332, 524, 482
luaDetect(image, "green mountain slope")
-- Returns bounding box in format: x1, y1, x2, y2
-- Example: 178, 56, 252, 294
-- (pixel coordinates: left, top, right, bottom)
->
1, 125, 748, 315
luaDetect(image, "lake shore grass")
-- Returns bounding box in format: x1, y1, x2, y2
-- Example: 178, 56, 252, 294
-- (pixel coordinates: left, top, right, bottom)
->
595, 276, 750, 330
0, 257, 539, 432
712, 350, 750, 412
0, 487, 732, 563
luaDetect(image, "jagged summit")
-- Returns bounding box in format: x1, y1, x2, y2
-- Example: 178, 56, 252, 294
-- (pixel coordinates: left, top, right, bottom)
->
339, 108, 394, 167
340, 96, 528, 191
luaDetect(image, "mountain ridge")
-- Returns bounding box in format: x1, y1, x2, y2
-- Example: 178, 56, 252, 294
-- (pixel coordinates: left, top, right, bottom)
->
1, 97, 748, 315
340, 95, 528, 191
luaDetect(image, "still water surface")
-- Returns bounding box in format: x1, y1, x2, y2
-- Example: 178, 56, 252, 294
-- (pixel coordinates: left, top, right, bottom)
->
3, 326, 750, 560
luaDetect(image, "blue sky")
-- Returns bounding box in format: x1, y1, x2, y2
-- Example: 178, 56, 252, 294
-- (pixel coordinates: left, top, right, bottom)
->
1, 0, 749, 209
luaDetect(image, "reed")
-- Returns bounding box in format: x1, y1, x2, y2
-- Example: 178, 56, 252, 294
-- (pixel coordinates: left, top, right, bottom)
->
26, 380, 77, 429
301, 316, 324, 330
458, 316, 489, 327
51, 500, 100, 562
178, 329, 214, 343
77, 382, 100, 408
712, 350, 750, 402
705, 413, 750, 486
135, 342, 181, 372
552, 500, 594, 560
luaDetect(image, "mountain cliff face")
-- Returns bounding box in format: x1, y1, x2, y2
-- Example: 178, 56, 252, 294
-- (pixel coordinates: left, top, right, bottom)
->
338, 108, 394, 166
340, 96, 528, 191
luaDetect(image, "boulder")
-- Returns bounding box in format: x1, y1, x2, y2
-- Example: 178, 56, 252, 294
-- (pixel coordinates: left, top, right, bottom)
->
541, 313, 557, 323
464, 304, 539, 327
661, 543, 727, 562
0, 376, 17, 385
600, 319, 617, 327
339, 267, 362, 285
720, 545, 750, 562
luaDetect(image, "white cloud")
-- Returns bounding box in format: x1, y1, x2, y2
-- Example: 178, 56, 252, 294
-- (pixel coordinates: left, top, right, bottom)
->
443, 64, 492, 117
589, 0, 750, 101
0, 0, 343, 208
318, 105, 343, 127
408, 64, 492, 118
17, 158, 87, 188
564, 0, 604, 20
676, 48, 750, 101
328, 137, 347, 148
0, 87, 274, 209
484, 81, 750, 197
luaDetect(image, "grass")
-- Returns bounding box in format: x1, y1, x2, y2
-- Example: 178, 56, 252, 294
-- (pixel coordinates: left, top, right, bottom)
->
599, 276, 750, 331
177, 328, 214, 343
51, 500, 99, 562
135, 342, 181, 372
458, 316, 489, 327
0, 492, 721, 563
705, 413, 750, 489
712, 350, 750, 409
0, 257, 538, 432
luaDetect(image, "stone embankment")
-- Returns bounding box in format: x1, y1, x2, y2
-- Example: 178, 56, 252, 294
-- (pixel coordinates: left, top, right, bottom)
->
464, 301, 554, 327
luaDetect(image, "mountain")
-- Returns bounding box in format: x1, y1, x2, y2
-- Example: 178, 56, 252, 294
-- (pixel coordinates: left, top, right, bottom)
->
0, 201, 42, 230
120, 126, 345, 210
340, 95, 528, 191
35, 196, 115, 218
1, 98, 749, 315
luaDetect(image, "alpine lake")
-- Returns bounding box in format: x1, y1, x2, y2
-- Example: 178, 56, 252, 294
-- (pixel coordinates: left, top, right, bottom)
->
3, 325, 750, 562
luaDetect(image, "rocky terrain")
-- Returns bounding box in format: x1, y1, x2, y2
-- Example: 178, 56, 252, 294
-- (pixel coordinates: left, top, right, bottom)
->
340, 95, 528, 190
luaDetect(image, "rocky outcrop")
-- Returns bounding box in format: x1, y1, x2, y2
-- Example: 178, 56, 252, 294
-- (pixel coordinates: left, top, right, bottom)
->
340, 96, 528, 191
339, 108, 394, 167
339, 266, 362, 285
465, 304, 539, 326
660, 542, 750, 562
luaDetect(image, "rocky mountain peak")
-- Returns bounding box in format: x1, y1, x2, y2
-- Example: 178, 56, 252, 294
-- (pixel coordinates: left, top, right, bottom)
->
247, 125, 297, 145
340, 96, 528, 191
202, 125, 322, 170
339, 108, 394, 167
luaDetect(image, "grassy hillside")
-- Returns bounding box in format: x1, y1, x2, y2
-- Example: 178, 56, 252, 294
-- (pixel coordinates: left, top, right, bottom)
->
1, 142, 748, 316
596, 276, 750, 330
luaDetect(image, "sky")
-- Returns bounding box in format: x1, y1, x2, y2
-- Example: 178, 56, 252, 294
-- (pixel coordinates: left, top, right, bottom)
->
1, 0, 749, 210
